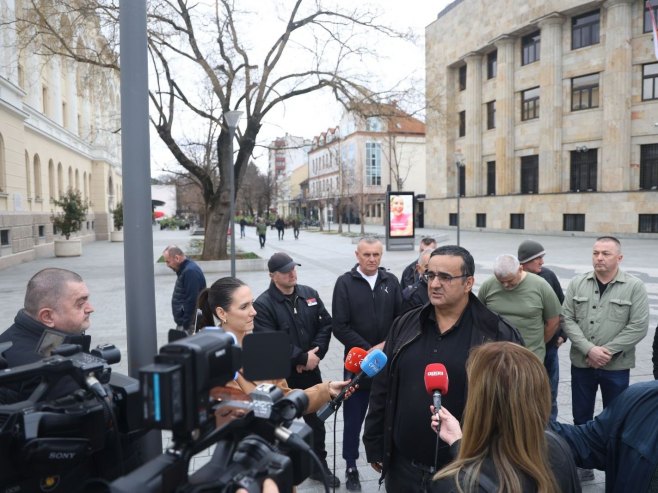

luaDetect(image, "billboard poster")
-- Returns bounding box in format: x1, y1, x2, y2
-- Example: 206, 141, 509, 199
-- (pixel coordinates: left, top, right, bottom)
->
387, 192, 415, 238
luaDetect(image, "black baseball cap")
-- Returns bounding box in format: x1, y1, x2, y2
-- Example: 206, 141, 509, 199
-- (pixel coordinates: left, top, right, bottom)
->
268, 252, 301, 273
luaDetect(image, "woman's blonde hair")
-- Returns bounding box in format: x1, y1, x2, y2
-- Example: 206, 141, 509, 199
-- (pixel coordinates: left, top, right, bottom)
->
433, 342, 558, 493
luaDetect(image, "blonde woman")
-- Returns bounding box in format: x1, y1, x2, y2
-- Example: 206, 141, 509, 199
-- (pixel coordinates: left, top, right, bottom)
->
431, 342, 580, 493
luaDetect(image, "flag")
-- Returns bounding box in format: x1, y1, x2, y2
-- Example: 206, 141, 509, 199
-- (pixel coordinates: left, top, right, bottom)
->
647, 1, 658, 60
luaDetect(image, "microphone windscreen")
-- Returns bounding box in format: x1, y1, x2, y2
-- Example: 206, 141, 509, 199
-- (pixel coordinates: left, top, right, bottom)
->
344, 347, 368, 373
424, 363, 449, 395
360, 349, 388, 377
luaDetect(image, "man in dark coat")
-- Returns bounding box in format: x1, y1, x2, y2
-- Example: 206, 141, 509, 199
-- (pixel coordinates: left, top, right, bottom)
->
163, 245, 207, 334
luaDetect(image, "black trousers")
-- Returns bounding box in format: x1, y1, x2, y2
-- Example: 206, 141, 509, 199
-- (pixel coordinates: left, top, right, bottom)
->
287, 369, 327, 462
385, 451, 435, 493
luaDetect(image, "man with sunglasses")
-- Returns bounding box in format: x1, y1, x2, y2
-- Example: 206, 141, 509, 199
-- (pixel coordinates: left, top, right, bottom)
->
364, 245, 522, 492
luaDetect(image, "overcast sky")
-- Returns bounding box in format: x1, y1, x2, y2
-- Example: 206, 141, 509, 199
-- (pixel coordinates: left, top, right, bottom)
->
149, 1, 452, 175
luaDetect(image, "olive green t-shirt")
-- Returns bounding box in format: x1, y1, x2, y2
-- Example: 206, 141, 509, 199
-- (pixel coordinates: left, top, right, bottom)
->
477, 273, 562, 360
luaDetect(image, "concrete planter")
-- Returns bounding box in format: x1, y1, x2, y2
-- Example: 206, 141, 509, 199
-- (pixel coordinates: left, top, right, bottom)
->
110, 231, 124, 242
154, 258, 267, 276
54, 238, 82, 257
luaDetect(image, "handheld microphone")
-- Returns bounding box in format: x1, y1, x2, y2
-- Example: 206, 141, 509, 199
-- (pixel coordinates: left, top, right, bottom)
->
317, 348, 387, 421
424, 363, 449, 415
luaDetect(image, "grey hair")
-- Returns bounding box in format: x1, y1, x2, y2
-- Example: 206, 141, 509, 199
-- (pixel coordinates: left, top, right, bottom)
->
358, 236, 382, 248
163, 245, 185, 257
24, 268, 84, 316
493, 254, 520, 278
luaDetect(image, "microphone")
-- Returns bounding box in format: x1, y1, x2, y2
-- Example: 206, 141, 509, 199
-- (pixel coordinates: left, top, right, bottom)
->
317, 348, 387, 421
424, 363, 449, 415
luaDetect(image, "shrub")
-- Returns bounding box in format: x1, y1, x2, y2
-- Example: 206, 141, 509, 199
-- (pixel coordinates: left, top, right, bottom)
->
112, 202, 123, 231
51, 189, 89, 240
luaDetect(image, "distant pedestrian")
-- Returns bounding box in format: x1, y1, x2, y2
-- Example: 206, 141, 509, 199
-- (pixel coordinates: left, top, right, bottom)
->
162, 245, 207, 335
400, 248, 432, 313
400, 237, 437, 289
239, 217, 247, 238
275, 216, 285, 240
256, 218, 267, 249
292, 218, 300, 240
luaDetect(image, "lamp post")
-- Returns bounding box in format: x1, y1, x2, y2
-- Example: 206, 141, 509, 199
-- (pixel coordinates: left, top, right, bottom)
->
224, 110, 243, 277
454, 152, 465, 246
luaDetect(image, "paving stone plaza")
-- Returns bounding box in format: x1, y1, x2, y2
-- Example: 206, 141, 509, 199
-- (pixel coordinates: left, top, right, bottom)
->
1, 225, 656, 492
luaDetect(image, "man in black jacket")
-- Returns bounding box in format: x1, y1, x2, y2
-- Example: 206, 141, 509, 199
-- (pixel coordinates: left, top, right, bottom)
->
332, 237, 402, 491
363, 245, 522, 492
400, 237, 437, 289
253, 252, 338, 486
163, 245, 207, 334
0, 268, 94, 400
401, 248, 432, 313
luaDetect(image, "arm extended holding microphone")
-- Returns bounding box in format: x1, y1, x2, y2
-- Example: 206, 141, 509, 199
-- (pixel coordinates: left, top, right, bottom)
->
317, 349, 388, 422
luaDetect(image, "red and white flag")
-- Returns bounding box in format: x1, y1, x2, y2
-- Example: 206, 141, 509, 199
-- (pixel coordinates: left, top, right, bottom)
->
647, 1, 658, 60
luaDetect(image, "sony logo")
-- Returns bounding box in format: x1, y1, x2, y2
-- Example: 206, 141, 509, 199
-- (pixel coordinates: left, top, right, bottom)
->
48, 452, 76, 460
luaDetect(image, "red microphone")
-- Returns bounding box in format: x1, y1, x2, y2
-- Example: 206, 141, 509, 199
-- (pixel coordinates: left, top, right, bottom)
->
317, 347, 368, 421
344, 347, 368, 374
424, 363, 449, 415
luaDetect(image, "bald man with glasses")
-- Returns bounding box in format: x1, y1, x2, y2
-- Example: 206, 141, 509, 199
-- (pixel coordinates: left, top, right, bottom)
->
364, 245, 523, 492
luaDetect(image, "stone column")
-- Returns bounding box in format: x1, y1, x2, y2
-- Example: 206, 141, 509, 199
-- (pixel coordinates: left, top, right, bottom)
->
494, 36, 515, 195
51, 57, 63, 124
602, 0, 633, 191
66, 66, 78, 133
2, 0, 17, 85
538, 15, 565, 193
465, 53, 483, 196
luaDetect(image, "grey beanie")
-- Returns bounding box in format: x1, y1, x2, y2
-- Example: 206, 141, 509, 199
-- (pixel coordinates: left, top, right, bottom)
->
518, 240, 545, 264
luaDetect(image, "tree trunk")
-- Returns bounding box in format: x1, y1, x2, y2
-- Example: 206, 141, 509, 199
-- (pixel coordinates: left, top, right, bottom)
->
202, 199, 230, 260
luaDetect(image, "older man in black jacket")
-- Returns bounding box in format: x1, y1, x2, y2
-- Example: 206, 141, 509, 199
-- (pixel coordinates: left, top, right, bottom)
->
364, 245, 522, 493
253, 252, 337, 486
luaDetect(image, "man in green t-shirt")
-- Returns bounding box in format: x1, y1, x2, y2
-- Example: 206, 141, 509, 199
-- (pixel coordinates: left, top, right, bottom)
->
477, 254, 561, 360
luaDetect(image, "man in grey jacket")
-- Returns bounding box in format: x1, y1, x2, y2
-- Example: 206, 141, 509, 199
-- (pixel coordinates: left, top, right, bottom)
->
562, 235, 649, 481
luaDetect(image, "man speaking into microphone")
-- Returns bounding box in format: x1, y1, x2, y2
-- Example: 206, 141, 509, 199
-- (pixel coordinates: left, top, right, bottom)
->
364, 245, 522, 492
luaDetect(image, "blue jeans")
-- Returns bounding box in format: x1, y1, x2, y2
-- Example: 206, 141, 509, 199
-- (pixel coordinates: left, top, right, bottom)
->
571, 365, 629, 425
544, 346, 559, 421
342, 388, 370, 466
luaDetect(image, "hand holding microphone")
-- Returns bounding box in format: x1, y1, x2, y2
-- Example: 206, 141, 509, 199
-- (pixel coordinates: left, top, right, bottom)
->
424, 363, 449, 417
317, 347, 388, 421
430, 406, 462, 445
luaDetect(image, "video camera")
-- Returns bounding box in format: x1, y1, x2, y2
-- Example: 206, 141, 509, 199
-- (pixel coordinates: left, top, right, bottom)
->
0, 342, 142, 493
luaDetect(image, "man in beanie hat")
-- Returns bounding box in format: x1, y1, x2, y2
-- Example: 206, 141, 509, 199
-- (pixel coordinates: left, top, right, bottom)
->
518, 239, 566, 423
253, 252, 339, 486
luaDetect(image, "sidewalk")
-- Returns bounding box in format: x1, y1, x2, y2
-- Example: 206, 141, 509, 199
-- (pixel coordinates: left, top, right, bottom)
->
1, 224, 656, 492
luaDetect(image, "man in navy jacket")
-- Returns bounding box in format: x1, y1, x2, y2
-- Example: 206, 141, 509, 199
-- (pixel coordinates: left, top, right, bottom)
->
163, 245, 206, 334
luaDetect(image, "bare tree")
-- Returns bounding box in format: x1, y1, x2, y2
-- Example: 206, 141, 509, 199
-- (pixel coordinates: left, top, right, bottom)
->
11, 0, 410, 258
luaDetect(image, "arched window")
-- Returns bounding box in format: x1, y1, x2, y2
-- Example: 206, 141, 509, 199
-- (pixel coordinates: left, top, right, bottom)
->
33, 154, 42, 200
25, 151, 31, 199
83, 171, 87, 200
0, 134, 6, 192
57, 162, 63, 197
68, 166, 73, 191
48, 159, 56, 200
75, 169, 80, 191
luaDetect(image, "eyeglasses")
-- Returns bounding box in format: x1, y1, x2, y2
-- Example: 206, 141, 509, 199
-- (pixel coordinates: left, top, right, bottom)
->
422, 271, 470, 284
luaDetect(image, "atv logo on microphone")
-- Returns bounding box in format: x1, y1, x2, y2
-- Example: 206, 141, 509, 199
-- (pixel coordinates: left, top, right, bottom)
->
426, 371, 445, 376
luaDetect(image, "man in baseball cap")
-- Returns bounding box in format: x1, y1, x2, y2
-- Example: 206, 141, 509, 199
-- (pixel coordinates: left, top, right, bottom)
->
518, 239, 566, 423
254, 252, 339, 486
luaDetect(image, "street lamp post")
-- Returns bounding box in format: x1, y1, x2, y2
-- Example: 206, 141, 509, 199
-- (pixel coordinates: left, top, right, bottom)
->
224, 110, 243, 277
454, 153, 465, 246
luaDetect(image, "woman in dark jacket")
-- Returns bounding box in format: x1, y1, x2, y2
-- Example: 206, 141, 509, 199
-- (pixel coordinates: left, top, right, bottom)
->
430, 342, 580, 493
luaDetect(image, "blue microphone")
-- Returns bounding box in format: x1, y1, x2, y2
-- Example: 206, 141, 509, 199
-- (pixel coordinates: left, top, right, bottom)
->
317, 349, 388, 421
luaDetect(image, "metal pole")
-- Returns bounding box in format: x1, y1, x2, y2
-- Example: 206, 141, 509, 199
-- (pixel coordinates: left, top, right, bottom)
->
224, 111, 242, 278
457, 181, 461, 246
119, 0, 162, 459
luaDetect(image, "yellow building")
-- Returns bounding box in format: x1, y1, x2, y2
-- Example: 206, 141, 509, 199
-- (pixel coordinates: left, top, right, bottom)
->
0, 1, 122, 268
425, 0, 658, 236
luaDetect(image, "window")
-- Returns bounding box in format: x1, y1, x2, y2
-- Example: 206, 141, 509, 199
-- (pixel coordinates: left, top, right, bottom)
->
458, 111, 466, 137
510, 214, 525, 230
38, 225, 45, 237
449, 213, 458, 226
643, 63, 658, 101
572, 73, 600, 110
487, 161, 496, 195
486, 101, 496, 129
570, 149, 598, 191
563, 214, 586, 231
476, 213, 487, 228
366, 117, 382, 132
644, 0, 658, 33
572, 10, 600, 49
522, 87, 540, 121
521, 155, 539, 194
639, 214, 658, 233
365, 142, 382, 186
640, 144, 658, 190
487, 50, 497, 79
459, 65, 467, 91
522, 31, 540, 65
458, 165, 465, 197
0, 229, 8, 246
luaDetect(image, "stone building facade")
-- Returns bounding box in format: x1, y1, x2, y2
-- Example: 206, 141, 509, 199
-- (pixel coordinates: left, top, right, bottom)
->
425, 0, 658, 236
0, 1, 122, 269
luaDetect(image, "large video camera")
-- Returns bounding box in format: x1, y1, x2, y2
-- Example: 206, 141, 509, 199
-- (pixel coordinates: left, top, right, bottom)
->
111, 329, 315, 493
0, 342, 143, 493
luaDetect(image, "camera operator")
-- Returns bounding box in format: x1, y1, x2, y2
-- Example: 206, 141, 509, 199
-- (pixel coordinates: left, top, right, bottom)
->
0, 268, 94, 401
197, 277, 352, 414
